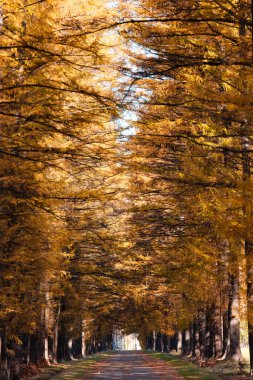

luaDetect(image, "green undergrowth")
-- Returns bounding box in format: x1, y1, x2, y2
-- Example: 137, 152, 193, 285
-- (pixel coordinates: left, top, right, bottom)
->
31, 354, 106, 380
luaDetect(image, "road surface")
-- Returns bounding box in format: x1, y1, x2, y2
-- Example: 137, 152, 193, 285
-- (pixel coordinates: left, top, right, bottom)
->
82, 351, 184, 379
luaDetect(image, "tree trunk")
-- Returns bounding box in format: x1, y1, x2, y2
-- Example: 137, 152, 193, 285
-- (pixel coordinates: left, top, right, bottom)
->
192, 321, 200, 357
167, 335, 171, 353
81, 320, 86, 358
160, 334, 164, 352
182, 329, 190, 355
199, 310, 206, 357
68, 338, 75, 359
2, 335, 11, 380
246, 241, 253, 373
226, 274, 242, 361
44, 336, 49, 362
27, 334, 31, 363
189, 324, 193, 356
177, 331, 182, 353
249, 322, 253, 376
231, 274, 242, 360
239, 252, 249, 351
93, 337, 96, 354
44, 290, 50, 361
152, 331, 156, 351
52, 302, 61, 364
67, 327, 78, 360
205, 307, 214, 358
213, 303, 223, 357
222, 310, 229, 356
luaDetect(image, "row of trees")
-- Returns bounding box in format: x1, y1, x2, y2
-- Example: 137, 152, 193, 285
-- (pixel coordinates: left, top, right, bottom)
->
0, 1, 125, 378
119, 0, 253, 372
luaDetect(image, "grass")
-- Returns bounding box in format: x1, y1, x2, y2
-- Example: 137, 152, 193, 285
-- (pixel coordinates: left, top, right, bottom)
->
147, 352, 220, 379
147, 351, 252, 379
31, 355, 105, 380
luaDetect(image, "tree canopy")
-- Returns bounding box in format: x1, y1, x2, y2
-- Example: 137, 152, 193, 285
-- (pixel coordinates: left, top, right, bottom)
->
0, 0, 252, 378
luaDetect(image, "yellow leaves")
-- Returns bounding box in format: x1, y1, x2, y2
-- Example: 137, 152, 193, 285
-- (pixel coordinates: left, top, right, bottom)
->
8, 335, 22, 346
190, 245, 214, 262
61, 248, 75, 260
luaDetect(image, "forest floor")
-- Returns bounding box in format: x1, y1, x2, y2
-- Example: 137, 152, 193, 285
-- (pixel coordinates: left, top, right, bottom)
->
29, 355, 105, 380
28, 351, 253, 379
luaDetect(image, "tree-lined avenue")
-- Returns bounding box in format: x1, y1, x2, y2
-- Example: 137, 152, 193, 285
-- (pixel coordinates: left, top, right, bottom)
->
0, 0, 252, 379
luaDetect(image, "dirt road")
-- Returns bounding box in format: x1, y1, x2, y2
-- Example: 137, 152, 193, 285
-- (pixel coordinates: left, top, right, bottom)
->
82, 351, 184, 379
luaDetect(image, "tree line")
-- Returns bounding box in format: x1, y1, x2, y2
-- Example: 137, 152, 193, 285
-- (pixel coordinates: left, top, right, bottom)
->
0, 1, 122, 378
121, 0, 253, 373
0, 0, 252, 379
